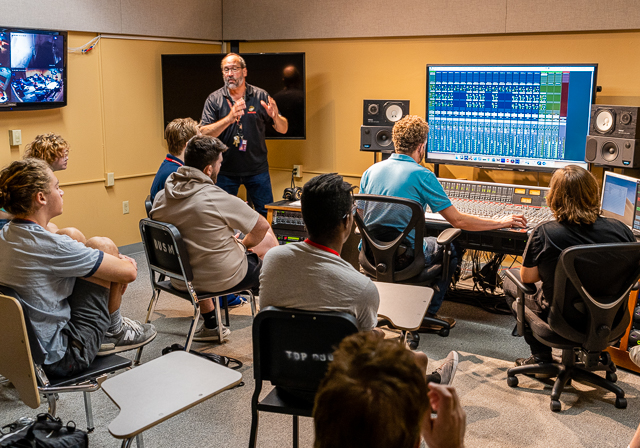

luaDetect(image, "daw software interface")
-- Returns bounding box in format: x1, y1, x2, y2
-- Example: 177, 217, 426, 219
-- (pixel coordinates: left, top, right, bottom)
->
601, 171, 640, 233
426, 65, 597, 171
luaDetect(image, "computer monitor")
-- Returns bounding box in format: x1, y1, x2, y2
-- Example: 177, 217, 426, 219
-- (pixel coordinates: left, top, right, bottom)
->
425, 64, 598, 172
601, 171, 640, 232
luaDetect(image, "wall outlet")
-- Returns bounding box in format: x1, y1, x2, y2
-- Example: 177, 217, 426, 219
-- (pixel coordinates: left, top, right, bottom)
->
9, 130, 22, 146
293, 165, 303, 178
123, 201, 129, 214
106, 172, 115, 187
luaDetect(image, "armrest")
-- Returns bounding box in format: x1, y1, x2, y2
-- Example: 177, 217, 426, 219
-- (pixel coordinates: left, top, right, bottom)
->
504, 270, 537, 296
504, 270, 538, 337
436, 228, 461, 246
632, 281, 639, 291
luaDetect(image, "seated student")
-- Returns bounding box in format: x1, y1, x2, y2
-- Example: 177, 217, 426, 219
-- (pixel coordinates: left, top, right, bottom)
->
313, 331, 466, 448
259, 173, 458, 386
150, 118, 199, 203
359, 115, 527, 329
24, 132, 70, 172
0, 158, 156, 378
504, 165, 635, 367
151, 135, 278, 341
0, 133, 73, 233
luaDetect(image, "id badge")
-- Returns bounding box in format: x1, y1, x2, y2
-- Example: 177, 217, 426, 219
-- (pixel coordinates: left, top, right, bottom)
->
239, 139, 248, 152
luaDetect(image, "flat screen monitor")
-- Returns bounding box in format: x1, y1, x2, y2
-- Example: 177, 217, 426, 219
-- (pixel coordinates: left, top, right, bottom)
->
600, 171, 640, 233
0, 27, 67, 110
425, 64, 597, 171
162, 52, 305, 139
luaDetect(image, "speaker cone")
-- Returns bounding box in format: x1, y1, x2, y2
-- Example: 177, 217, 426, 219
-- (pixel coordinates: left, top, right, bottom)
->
385, 104, 403, 122
601, 141, 619, 162
594, 108, 615, 134
376, 129, 392, 147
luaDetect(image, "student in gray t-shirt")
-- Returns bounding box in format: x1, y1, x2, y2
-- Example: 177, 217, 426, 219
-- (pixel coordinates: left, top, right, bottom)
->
0, 158, 156, 378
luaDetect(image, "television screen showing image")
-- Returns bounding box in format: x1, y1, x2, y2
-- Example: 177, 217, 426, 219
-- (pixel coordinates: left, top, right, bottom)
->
425, 64, 597, 172
162, 52, 306, 139
0, 27, 67, 110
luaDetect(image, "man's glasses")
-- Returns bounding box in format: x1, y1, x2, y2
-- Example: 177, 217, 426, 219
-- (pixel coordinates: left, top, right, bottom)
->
222, 66, 242, 74
342, 203, 357, 219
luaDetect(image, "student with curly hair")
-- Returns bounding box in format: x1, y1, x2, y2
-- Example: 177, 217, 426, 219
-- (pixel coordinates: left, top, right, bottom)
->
24, 132, 70, 171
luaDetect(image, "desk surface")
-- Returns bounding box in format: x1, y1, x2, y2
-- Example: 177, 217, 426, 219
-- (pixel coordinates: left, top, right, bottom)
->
374, 282, 433, 331
103, 351, 242, 439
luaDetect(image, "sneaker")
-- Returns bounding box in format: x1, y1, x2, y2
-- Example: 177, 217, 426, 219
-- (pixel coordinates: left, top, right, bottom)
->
192, 324, 231, 342
514, 354, 554, 378
98, 317, 157, 356
420, 313, 456, 331
434, 350, 459, 386
221, 294, 248, 308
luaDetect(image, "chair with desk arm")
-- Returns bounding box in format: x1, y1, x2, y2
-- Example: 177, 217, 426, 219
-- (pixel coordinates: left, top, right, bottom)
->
505, 242, 640, 412
0, 285, 132, 432
353, 194, 461, 339
248, 306, 359, 448
135, 218, 257, 364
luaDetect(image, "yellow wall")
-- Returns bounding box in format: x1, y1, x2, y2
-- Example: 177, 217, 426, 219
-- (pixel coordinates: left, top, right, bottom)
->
0, 33, 220, 246
244, 31, 640, 196
3, 31, 640, 245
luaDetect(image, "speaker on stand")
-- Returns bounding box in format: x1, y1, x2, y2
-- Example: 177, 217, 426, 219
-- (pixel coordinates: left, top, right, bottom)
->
585, 105, 640, 169
360, 100, 410, 163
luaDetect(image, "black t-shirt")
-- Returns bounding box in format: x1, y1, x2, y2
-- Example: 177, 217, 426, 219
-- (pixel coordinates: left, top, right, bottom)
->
522, 217, 635, 308
201, 83, 274, 177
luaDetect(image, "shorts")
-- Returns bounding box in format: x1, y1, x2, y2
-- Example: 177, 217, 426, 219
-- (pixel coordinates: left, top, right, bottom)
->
43, 279, 111, 378
217, 252, 262, 295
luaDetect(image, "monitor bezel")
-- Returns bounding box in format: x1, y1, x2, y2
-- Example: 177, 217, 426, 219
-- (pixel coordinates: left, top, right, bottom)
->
424, 63, 598, 173
0, 27, 68, 111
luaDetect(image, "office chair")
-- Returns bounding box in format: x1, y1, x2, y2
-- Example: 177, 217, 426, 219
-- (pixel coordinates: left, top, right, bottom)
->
505, 242, 640, 412
249, 306, 359, 448
353, 194, 461, 338
0, 285, 132, 432
144, 195, 153, 218
136, 218, 257, 364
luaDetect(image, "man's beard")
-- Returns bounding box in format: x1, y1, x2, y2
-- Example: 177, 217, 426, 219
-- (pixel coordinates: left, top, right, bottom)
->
210, 172, 218, 184
225, 76, 244, 89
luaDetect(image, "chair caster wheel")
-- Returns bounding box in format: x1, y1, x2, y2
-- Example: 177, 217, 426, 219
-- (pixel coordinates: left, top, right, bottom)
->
600, 352, 612, 366
606, 372, 617, 383
550, 400, 561, 412
507, 376, 518, 387
615, 397, 627, 409
438, 328, 450, 337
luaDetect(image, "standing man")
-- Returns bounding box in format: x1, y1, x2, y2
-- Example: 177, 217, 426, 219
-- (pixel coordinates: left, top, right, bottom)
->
360, 115, 527, 329
199, 53, 288, 217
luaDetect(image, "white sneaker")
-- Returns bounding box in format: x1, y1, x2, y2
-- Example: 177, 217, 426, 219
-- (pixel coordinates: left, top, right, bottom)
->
192, 324, 231, 342
99, 317, 157, 356
434, 351, 459, 386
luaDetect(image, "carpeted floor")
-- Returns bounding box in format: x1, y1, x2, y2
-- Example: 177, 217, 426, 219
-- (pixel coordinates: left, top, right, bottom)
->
1, 249, 639, 447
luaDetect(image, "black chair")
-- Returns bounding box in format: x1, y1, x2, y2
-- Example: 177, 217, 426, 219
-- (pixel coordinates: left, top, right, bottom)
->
0, 285, 131, 432
505, 242, 640, 412
144, 195, 153, 218
249, 306, 359, 448
136, 218, 257, 364
353, 194, 461, 337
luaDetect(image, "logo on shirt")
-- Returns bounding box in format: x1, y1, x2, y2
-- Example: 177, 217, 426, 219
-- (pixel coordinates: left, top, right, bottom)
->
249, 106, 255, 112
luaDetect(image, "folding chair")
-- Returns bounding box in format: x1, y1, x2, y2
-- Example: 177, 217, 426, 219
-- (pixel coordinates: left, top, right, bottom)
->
0, 285, 131, 432
249, 306, 359, 448
136, 218, 257, 364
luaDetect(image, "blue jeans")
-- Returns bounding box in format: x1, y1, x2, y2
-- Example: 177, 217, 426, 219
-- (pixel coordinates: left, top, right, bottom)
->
424, 236, 458, 315
216, 171, 273, 217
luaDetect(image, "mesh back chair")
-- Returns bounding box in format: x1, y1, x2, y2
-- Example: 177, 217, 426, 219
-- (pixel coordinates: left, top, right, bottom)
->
505, 242, 640, 412
0, 285, 131, 432
144, 195, 153, 218
136, 218, 257, 364
353, 194, 460, 337
249, 306, 359, 448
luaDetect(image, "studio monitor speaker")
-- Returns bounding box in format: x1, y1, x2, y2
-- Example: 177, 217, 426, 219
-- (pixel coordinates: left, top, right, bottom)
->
361, 126, 395, 152
585, 135, 640, 168
363, 100, 410, 126
590, 105, 640, 139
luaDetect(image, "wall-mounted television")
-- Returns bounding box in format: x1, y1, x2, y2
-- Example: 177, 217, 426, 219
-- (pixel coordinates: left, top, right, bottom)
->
425, 64, 598, 172
162, 52, 305, 139
0, 27, 67, 111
